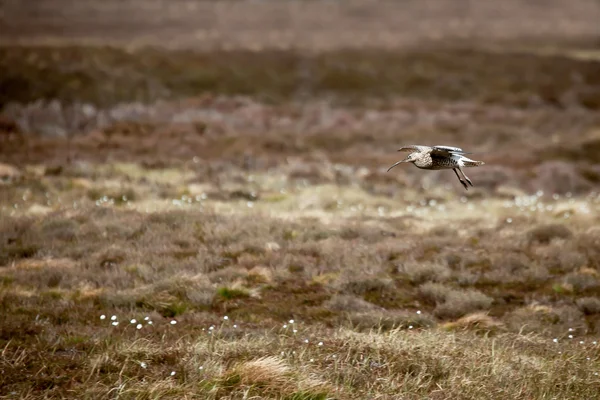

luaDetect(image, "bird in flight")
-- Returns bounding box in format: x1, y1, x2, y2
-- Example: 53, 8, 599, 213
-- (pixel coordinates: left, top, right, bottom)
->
387, 145, 484, 190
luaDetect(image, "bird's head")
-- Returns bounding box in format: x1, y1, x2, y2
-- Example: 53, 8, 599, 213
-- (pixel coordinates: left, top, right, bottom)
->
387, 152, 417, 172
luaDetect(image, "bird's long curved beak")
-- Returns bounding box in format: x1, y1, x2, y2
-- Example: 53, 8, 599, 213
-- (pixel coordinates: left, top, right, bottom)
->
387, 159, 408, 172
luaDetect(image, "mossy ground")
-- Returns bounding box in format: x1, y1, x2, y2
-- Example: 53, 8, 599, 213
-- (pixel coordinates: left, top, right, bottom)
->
1, 158, 600, 398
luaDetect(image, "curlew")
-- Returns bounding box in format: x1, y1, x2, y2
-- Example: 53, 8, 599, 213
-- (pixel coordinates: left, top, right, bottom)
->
387, 145, 484, 190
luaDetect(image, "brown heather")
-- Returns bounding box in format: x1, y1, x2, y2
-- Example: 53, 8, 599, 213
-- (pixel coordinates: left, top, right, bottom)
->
1, 0, 600, 398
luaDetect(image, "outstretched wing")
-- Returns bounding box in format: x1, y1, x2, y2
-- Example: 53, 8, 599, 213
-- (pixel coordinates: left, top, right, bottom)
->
396, 145, 431, 153
431, 145, 471, 156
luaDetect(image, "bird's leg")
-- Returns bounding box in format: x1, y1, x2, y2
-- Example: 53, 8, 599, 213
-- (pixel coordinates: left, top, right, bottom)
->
458, 167, 473, 187
453, 168, 469, 190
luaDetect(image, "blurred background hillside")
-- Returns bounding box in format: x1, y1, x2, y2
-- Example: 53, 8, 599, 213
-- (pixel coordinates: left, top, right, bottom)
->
2, 1, 600, 196
2, 0, 600, 50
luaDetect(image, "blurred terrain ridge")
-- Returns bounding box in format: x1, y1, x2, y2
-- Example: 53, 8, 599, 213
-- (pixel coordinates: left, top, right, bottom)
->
2, 0, 600, 51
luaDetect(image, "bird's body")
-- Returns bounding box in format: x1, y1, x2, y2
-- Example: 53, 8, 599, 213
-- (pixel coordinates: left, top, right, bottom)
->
387, 145, 484, 190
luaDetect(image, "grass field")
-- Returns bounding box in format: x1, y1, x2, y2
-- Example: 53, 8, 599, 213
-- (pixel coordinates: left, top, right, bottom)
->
2, 1, 600, 398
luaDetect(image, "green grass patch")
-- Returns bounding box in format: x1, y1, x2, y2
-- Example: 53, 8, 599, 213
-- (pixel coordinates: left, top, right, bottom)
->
217, 287, 250, 300
285, 391, 329, 400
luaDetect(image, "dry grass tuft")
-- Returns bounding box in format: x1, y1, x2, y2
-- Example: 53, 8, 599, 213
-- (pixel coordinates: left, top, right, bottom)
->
348, 310, 436, 331
397, 260, 451, 284
538, 243, 588, 274
576, 297, 600, 315
419, 282, 494, 319
505, 303, 586, 336
227, 356, 291, 390
219, 356, 329, 398
561, 272, 600, 293
247, 266, 274, 284
442, 312, 506, 335
216, 284, 252, 301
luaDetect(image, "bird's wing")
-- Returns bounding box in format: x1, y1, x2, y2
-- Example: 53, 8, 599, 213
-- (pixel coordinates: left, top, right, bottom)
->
431, 145, 470, 156
397, 145, 431, 153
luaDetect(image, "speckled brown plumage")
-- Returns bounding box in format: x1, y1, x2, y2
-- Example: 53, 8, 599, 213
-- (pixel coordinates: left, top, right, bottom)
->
387, 145, 485, 190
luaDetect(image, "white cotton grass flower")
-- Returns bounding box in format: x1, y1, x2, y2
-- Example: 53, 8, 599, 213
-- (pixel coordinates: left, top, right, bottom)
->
409, 325, 413, 329
112, 321, 119, 326
144, 316, 150, 321
140, 362, 147, 369
289, 319, 295, 324
568, 335, 574, 339
553, 338, 558, 343
318, 342, 323, 346
111, 315, 117, 321
100, 315, 106, 320
130, 319, 137, 324
148, 321, 153, 325
223, 316, 229, 320
170, 371, 176, 376
304, 339, 309, 343
170, 320, 177, 325
293, 329, 298, 333
136, 324, 142, 330
416, 310, 421, 315
283, 324, 287, 328
199, 366, 203, 370
233, 324, 237, 328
